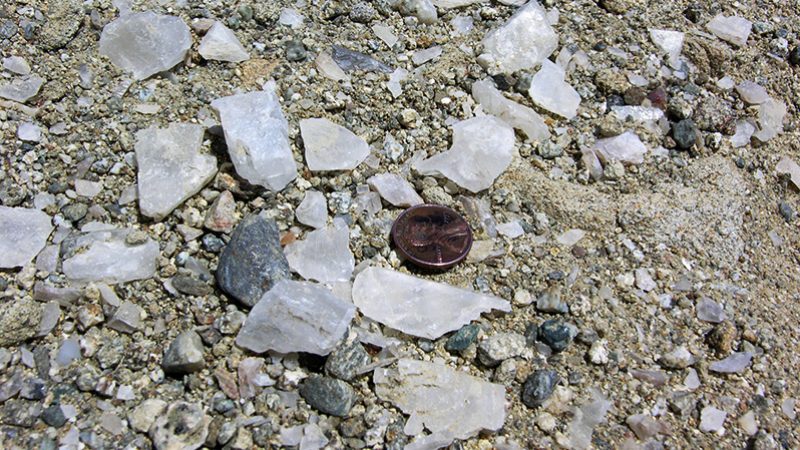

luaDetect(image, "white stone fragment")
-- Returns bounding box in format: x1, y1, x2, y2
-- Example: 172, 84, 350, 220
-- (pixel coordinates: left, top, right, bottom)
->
649, 29, 684, 66
635, 269, 657, 292
296, 190, 328, 229
135, 123, 217, 220
412, 46, 442, 65
472, 78, 549, 142
776, 156, 800, 190
374, 359, 506, 443
782, 398, 796, 420
696, 297, 726, 323
0, 75, 44, 103
497, 221, 524, 239
75, 180, 103, 198
706, 14, 752, 47
716, 76, 735, 90
279, 8, 304, 29
352, 267, 511, 339
17, 122, 42, 142
198, 21, 249, 63
565, 390, 613, 449
414, 116, 515, 193
236, 279, 356, 355
699, 406, 727, 433
386, 68, 408, 98
285, 219, 355, 283
211, 87, 297, 191
0, 206, 53, 269
481, 1, 558, 73
556, 229, 585, 246
611, 106, 665, 123
735, 81, 769, 105
315, 52, 350, 82
450, 15, 474, 35
300, 118, 370, 171
753, 98, 786, 143
709, 352, 752, 373
372, 24, 398, 48
528, 60, 581, 119
99, 11, 192, 80
367, 173, 423, 207
2, 56, 31, 75
62, 229, 159, 284
738, 411, 758, 435
731, 120, 756, 148
593, 131, 648, 165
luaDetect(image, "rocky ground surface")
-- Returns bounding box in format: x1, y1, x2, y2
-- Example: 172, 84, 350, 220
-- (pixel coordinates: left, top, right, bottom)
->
1, 0, 799, 449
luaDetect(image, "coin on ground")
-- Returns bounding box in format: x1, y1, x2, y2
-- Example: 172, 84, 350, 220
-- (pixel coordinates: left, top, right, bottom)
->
390, 204, 473, 270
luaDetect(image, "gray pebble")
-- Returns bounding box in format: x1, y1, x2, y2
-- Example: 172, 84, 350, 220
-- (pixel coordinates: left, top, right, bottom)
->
285, 40, 307, 62
162, 331, 205, 375
325, 341, 371, 381
521, 370, 559, 408
172, 275, 212, 297
299, 375, 357, 417
445, 324, 479, 352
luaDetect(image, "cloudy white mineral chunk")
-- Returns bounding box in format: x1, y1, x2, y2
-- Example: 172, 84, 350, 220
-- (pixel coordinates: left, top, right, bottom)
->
528, 60, 581, 119
0, 75, 44, 103
352, 267, 511, 339
236, 279, 356, 355
648, 29, 684, 66
2, 56, 31, 75
415, 116, 515, 193
61, 228, 159, 284
372, 24, 398, 48
0, 206, 53, 269
696, 298, 726, 323
556, 229, 585, 246
731, 120, 756, 148
285, 219, 355, 283
565, 390, 613, 449
135, 123, 217, 220
699, 406, 727, 432
99, 11, 192, 80
735, 81, 769, 105
709, 352, 753, 373
17, 122, 42, 142
472, 78, 549, 142
198, 21, 250, 62
374, 358, 506, 444
367, 173, 423, 207
211, 86, 297, 191
315, 52, 350, 82
776, 156, 800, 190
279, 8, 304, 29
386, 68, 408, 98
481, 1, 558, 73
706, 14, 752, 47
450, 15, 474, 35
295, 190, 328, 229
753, 98, 786, 143
593, 131, 648, 165
412, 46, 442, 65
497, 221, 524, 239
300, 118, 370, 171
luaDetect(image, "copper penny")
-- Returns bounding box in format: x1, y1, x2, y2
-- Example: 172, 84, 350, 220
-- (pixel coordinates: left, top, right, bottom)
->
391, 204, 473, 270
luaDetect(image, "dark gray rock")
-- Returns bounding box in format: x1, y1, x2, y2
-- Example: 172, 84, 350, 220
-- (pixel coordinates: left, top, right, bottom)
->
19, 378, 46, 400
285, 40, 307, 62
1, 399, 42, 427
0, 178, 27, 206
349, 2, 376, 23
325, 341, 371, 381
41, 404, 67, 428
61, 203, 88, 222
162, 331, 205, 375
521, 370, 559, 408
779, 201, 795, 222
331, 45, 392, 73
672, 119, 697, 150
172, 275, 213, 297
216, 215, 290, 308
789, 46, 800, 66
299, 375, 356, 417
445, 324, 479, 352
538, 320, 573, 353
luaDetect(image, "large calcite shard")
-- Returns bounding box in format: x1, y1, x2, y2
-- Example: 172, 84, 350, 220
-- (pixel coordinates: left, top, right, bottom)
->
0, 206, 53, 269
481, 1, 558, 73
374, 359, 507, 444
135, 123, 217, 220
211, 86, 297, 191
198, 21, 250, 63
352, 267, 511, 339
284, 219, 355, 283
472, 78, 549, 143
528, 60, 581, 120
300, 118, 370, 171
236, 280, 356, 355
61, 228, 159, 284
414, 116, 515, 193
99, 11, 192, 80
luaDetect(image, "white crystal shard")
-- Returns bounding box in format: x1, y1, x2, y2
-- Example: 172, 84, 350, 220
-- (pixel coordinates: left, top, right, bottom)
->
2, 56, 31, 75
285, 219, 355, 283
315, 52, 350, 82
374, 359, 506, 444
412, 46, 442, 65
0, 207, 53, 269
386, 68, 408, 98
300, 118, 370, 171
450, 15, 474, 35
211, 87, 297, 191
372, 24, 398, 48
75, 180, 103, 198
236, 280, 356, 355
706, 14, 752, 47
135, 123, 217, 220
279, 8, 304, 29
62, 229, 159, 284
481, 1, 558, 73
99, 11, 192, 80
17, 122, 42, 142
352, 267, 511, 339
472, 78, 549, 142
198, 21, 249, 63
731, 120, 756, 148
735, 81, 769, 105
0, 75, 44, 103
296, 190, 328, 229
556, 229, 585, 246
649, 29, 684, 66
367, 173, 423, 207
699, 406, 727, 432
497, 221, 524, 239
414, 116, 515, 193
776, 156, 800, 190
709, 352, 752, 373
611, 106, 665, 123
753, 98, 786, 143
593, 131, 648, 165
528, 60, 581, 119
565, 390, 613, 449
